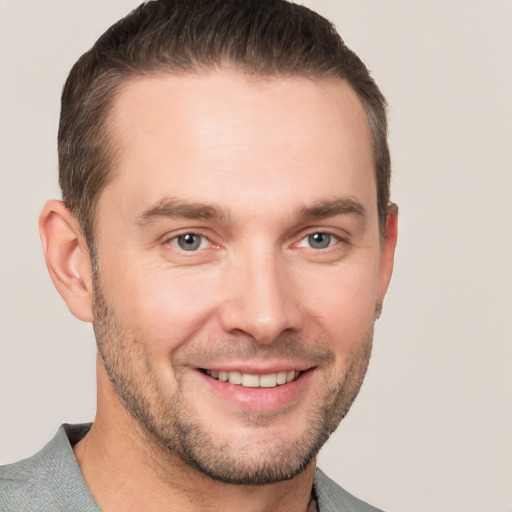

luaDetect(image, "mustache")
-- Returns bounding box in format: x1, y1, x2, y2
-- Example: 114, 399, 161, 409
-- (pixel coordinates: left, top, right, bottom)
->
172, 334, 336, 367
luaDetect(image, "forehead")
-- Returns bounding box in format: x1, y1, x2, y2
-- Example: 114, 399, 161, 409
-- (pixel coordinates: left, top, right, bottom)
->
102, 70, 376, 220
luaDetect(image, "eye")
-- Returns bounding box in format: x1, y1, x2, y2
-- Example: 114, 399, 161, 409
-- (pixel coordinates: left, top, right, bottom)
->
297, 232, 338, 249
170, 233, 209, 251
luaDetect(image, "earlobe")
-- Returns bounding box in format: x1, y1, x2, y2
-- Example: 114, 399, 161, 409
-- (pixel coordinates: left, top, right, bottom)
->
39, 200, 94, 323
378, 203, 399, 306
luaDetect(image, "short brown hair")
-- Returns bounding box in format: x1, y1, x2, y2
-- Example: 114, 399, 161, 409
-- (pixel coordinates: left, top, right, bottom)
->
58, 0, 391, 246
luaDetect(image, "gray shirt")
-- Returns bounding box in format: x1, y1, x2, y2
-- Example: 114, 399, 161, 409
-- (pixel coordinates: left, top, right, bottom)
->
0, 424, 384, 511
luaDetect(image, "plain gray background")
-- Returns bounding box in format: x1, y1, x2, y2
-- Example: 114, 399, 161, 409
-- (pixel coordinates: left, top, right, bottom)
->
1, 1, 511, 511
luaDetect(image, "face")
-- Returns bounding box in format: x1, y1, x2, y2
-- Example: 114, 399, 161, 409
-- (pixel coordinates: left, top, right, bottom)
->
91, 70, 395, 484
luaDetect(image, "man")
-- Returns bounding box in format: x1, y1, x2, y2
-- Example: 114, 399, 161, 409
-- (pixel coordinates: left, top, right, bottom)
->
0, 0, 397, 510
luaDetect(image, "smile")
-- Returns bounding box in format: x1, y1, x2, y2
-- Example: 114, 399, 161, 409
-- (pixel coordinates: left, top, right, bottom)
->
201, 369, 301, 388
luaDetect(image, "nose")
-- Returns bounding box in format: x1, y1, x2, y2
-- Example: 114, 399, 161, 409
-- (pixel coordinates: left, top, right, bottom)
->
219, 248, 303, 344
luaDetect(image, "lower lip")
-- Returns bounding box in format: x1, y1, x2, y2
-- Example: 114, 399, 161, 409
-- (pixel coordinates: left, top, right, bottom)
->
196, 369, 314, 412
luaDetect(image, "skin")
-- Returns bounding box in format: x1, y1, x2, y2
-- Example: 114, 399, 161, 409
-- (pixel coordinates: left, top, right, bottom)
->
40, 70, 397, 512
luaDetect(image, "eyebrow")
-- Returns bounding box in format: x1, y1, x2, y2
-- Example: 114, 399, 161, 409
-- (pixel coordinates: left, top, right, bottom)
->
136, 196, 366, 226
136, 197, 229, 225
299, 197, 367, 220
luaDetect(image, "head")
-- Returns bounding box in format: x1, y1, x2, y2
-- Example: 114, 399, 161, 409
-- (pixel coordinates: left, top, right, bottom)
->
42, 0, 397, 487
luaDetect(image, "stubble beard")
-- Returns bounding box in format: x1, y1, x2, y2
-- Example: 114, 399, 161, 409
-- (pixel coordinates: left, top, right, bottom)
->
92, 273, 374, 486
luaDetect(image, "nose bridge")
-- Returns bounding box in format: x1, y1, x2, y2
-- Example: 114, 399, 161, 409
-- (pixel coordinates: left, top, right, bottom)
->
221, 241, 301, 343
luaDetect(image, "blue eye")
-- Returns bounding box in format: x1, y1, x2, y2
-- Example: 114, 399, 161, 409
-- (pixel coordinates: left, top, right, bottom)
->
172, 233, 208, 251
298, 232, 338, 249
308, 233, 332, 249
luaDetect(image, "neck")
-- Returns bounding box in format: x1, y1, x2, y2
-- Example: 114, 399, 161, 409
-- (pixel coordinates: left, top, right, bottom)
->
73, 361, 316, 512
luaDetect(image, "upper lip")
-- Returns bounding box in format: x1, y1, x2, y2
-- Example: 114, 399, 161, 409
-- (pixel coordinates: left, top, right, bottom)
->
196, 362, 315, 374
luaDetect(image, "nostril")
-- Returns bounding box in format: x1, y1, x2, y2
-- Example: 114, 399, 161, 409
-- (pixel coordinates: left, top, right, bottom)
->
218, 265, 303, 343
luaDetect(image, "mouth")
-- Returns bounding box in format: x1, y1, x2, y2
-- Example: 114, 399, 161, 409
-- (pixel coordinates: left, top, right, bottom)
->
199, 369, 302, 388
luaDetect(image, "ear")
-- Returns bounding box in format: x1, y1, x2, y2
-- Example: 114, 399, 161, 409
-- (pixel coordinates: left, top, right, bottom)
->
378, 203, 399, 305
39, 200, 94, 322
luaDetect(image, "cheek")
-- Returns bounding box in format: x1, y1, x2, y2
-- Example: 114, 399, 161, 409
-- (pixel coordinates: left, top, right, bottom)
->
109, 266, 222, 353
299, 261, 380, 346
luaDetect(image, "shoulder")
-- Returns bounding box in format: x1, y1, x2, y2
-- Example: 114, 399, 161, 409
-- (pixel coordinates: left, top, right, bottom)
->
0, 424, 99, 512
314, 468, 386, 512
0, 430, 64, 511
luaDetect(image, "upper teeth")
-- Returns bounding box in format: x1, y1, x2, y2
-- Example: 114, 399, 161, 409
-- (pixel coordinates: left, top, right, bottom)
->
205, 369, 299, 388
